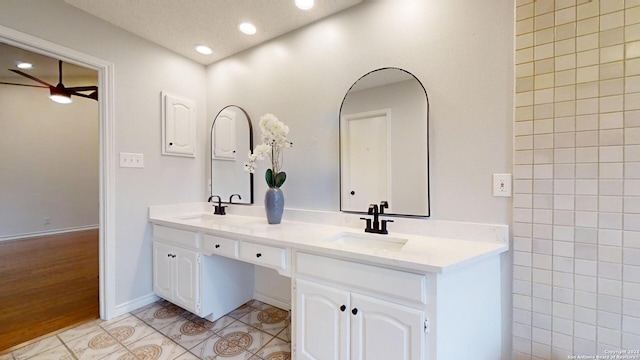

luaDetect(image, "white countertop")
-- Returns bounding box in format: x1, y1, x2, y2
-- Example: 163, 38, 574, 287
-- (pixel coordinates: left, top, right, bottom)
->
149, 203, 509, 274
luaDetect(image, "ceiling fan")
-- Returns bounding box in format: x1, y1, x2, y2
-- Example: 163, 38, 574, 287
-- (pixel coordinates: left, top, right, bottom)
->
0, 60, 98, 103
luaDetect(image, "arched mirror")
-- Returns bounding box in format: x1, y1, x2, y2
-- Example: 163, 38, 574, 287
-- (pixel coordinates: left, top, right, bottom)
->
339, 68, 430, 217
211, 105, 253, 204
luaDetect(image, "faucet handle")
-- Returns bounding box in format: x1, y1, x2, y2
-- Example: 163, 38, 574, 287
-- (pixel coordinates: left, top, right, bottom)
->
380, 219, 394, 234
379, 201, 389, 214
368, 204, 378, 215
360, 217, 373, 233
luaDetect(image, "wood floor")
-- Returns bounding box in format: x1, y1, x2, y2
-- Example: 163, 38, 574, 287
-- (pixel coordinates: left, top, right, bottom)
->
0, 229, 99, 352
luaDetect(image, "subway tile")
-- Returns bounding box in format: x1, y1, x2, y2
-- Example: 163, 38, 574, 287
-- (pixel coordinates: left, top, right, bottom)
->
556, 54, 576, 72
517, 3, 535, 21
535, 73, 554, 89
598, 279, 622, 298
576, 210, 598, 227
578, 17, 599, 35
514, 222, 533, 237
515, 164, 533, 179
599, 179, 624, 196
600, 78, 624, 96
555, 101, 577, 117
555, 164, 575, 179
555, 85, 576, 102
514, 193, 533, 208
576, 130, 599, 147
575, 290, 598, 309
576, 147, 599, 163
576, 179, 598, 195
534, 119, 554, 134
517, 18, 534, 36
624, 214, 640, 231
597, 310, 622, 330
532, 311, 552, 329
599, 129, 624, 146
515, 293, 533, 311
623, 298, 640, 317
535, 88, 553, 104
577, 114, 599, 130
598, 327, 622, 347
516, 106, 534, 121
622, 315, 640, 335
575, 195, 597, 211
554, 179, 575, 194
623, 248, 640, 266
554, 225, 575, 241
516, 33, 534, 50
556, 148, 577, 164
536, 58, 556, 75
556, 68, 577, 86
625, 180, 640, 196
553, 301, 575, 321
554, 132, 575, 148
532, 326, 552, 345
515, 280, 532, 297
624, 196, 640, 212
534, 209, 553, 224
577, 80, 599, 98
535, 13, 555, 31
601, 45, 624, 63
598, 196, 623, 212
534, 194, 554, 209
599, 229, 623, 246
555, 40, 576, 58
600, 61, 625, 80
576, 163, 598, 179
600, 27, 624, 49
599, 146, 623, 162
599, 262, 622, 280
534, 43, 554, 60
516, 91, 534, 107
574, 321, 597, 341
534, 282, 553, 300
516, 150, 534, 165
533, 223, 553, 238
601, 11, 624, 31
622, 332, 640, 349
601, 0, 623, 14
515, 265, 533, 281
556, 0, 575, 9
576, 259, 598, 276
534, 253, 552, 270
517, 62, 535, 78
553, 256, 574, 274
516, 135, 533, 150
577, 0, 600, 20
535, 27, 555, 45
576, 97, 599, 114
577, 33, 599, 52
623, 281, 640, 301
534, 149, 554, 164
600, 162, 623, 178
598, 294, 623, 314
513, 322, 532, 339
554, 210, 575, 225
553, 316, 574, 336
600, 112, 624, 129
627, 145, 640, 161
627, 6, 640, 26
575, 274, 597, 292
554, 239, 576, 257
577, 64, 600, 83
514, 308, 532, 325
517, 77, 534, 93
626, 128, 640, 144
555, 194, 576, 210
557, 22, 577, 40
535, 103, 554, 119
576, 244, 598, 260
515, 208, 534, 223
600, 95, 624, 113
517, 48, 534, 64
628, 162, 640, 180
626, 57, 640, 76
556, 7, 576, 25
534, 0, 554, 15
533, 268, 553, 285
627, 41, 640, 59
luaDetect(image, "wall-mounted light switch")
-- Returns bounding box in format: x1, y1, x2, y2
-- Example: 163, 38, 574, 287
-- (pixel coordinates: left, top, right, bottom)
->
493, 173, 512, 197
120, 152, 144, 168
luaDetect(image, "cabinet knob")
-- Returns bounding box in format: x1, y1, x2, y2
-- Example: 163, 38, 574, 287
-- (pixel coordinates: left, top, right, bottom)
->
340, 305, 346, 312
167, 254, 171, 258
256, 253, 262, 258
351, 308, 358, 315
169, 142, 173, 146
215, 244, 220, 248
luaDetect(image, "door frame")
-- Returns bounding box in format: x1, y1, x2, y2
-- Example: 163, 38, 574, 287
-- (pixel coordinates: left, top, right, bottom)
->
0, 25, 116, 319
340, 109, 393, 212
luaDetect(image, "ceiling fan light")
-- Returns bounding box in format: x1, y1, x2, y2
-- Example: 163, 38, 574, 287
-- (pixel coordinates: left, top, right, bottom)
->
49, 87, 72, 104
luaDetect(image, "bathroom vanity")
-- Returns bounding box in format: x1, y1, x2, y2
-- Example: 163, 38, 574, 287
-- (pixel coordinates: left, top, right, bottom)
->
149, 203, 508, 360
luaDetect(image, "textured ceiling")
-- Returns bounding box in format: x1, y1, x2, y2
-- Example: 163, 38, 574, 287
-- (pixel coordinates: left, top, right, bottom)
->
64, 0, 363, 65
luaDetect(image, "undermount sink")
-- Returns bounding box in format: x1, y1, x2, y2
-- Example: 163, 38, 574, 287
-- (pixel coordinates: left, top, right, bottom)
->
324, 232, 408, 251
175, 214, 218, 222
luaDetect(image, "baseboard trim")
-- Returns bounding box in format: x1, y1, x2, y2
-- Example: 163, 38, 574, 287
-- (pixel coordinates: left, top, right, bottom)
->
0, 225, 100, 242
254, 291, 291, 311
113, 293, 160, 319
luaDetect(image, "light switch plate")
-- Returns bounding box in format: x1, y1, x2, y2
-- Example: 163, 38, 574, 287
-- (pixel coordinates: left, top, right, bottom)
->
120, 152, 144, 168
493, 173, 512, 197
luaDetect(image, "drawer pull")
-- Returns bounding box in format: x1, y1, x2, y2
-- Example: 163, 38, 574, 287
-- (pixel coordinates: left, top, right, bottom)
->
340, 305, 346, 312
256, 253, 262, 258
352, 308, 358, 315
215, 244, 220, 248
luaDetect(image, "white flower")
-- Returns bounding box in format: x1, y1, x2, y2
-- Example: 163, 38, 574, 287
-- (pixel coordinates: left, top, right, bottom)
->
245, 113, 293, 188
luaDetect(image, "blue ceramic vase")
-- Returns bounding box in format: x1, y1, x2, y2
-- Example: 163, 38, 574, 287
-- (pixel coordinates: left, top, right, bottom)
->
265, 187, 284, 224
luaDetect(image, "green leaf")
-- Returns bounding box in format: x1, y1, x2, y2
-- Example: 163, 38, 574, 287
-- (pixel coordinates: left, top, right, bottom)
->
265, 169, 275, 187
275, 171, 287, 188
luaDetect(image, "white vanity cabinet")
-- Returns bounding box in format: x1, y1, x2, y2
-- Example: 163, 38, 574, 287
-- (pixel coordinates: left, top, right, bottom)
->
294, 252, 426, 360
152, 224, 254, 320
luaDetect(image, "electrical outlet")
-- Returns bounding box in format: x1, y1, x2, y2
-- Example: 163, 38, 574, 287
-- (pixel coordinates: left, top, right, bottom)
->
493, 173, 512, 197
120, 152, 144, 168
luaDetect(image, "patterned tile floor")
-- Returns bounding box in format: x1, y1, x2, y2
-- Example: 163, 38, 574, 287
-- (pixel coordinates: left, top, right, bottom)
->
0, 299, 291, 360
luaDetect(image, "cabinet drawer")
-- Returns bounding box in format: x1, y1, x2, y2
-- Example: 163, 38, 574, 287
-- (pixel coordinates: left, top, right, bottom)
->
239, 242, 288, 273
202, 234, 238, 258
153, 224, 199, 249
296, 252, 426, 304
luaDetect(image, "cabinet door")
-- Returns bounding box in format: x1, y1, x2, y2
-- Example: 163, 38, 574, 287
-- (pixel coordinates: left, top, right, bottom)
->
295, 279, 349, 360
173, 247, 200, 314
153, 242, 174, 301
350, 293, 424, 360
162, 92, 196, 157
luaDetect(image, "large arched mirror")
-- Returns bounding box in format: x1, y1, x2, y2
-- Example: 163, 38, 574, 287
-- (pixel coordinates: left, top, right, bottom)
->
211, 105, 253, 204
339, 68, 430, 217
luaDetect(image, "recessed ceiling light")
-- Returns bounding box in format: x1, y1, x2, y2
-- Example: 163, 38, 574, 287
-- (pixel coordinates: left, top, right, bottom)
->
295, 0, 315, 10
195, 45, 213, 55
239, 22, 257, 35
17, 62, 33, 69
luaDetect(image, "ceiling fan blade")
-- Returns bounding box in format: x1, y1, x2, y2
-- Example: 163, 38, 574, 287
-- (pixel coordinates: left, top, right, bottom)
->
8, 69, 54, 88
70, 91, 99, 101
67, 85, 98, 92
0, 81, 49, 88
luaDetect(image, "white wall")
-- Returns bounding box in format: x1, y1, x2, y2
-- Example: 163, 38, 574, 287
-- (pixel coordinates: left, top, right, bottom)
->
206, 0, 514, 224
0, 82, 99, 238
0, 0, 208, 312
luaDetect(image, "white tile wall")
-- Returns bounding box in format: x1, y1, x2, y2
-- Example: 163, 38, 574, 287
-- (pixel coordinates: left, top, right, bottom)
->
514, 0, 640, 357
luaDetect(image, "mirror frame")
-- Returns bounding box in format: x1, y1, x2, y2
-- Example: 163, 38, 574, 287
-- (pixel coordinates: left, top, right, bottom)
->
338, 67, 430, 217
210, 105, 254, 204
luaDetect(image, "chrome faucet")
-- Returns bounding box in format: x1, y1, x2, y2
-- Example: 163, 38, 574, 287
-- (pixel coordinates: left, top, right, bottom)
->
207, 195, 227, 215
229, 193, 242, 203
360, 201, 393, 234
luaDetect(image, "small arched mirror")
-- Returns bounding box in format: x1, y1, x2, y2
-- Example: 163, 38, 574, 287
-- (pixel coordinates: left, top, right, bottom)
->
211, 105, 253, 204
339, 68, 430, 217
